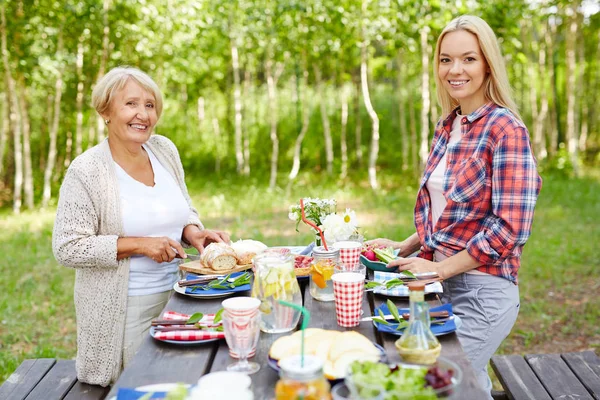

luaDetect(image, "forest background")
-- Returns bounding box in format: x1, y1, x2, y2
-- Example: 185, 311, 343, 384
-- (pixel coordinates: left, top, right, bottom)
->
1, 0, 599, 386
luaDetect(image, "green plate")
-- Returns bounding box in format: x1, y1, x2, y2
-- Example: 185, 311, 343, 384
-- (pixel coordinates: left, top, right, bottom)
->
359, 249, 400, 272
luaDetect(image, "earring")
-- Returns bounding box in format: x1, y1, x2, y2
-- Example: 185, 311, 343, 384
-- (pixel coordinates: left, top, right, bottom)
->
104, 119, 110, 125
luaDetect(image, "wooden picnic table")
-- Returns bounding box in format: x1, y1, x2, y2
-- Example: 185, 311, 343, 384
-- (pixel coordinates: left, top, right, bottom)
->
105, 268, 488, 400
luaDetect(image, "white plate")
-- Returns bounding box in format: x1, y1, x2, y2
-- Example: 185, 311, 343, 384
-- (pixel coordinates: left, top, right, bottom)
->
108, 383, 191, 400
149, 326, 221, 346
173, 282, 234, 299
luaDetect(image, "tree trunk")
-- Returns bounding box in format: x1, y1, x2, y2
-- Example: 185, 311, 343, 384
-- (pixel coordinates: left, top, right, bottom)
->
314, 67, 333, 175
212, 117, 221, 174
95, 0, 111, 145
42, 30, 64, 208
230, 37, 244, 174
396, 51, 409, 171
352, 73, 363, 166
289, 65, 310, 181
409, 94, 418, 174
360, 38, 380, 189
75, 32, 85, 157
546, 19, 559, 157
534, 21, 548, 160
266, 56, 279, 189
565, 3, 579, 175
197, 96, 205, 124
0, 92, 8, 176
340, 86, 349, 179
242, 70, 251, 176
428, 43, 438, 128
419, 26, 431, 171
1, 5, 23, 213
17, 82, 33, 209
576, 14, 587, 153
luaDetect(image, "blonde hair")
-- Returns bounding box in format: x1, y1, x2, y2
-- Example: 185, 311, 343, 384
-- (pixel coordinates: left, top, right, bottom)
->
434, 15, 521, 121
92, 66, 163, 119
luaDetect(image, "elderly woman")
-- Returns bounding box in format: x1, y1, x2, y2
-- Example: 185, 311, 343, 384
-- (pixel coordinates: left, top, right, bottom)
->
53, 66, 229, 386
368, 16, 542, 399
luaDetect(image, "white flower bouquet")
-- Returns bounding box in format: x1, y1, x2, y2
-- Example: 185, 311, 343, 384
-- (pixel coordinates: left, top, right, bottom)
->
289, 198, 360, 244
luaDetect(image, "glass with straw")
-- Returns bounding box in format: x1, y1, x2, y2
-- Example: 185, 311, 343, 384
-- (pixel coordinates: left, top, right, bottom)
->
274, 301, 331, 400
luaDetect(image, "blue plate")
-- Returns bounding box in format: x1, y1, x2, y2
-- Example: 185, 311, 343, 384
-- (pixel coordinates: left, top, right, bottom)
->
184, 271, 251, 295
373, 303, 460, 336
360, 249, 400, 272
267, 343, 387, 385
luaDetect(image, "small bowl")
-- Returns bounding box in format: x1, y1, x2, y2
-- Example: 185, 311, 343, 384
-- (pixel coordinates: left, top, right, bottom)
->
359, 249, 400, 272
395, 340, 442, 365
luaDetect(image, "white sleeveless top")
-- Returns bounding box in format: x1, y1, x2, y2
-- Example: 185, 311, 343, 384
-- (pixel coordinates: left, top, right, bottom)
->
115, 145, 190, 295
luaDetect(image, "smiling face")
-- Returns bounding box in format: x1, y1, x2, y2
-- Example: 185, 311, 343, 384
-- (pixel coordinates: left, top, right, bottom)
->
102, 79, 158, 147
438, 30, 489, 115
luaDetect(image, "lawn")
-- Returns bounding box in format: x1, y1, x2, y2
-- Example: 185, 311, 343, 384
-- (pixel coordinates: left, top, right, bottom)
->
1, 170, 599, 384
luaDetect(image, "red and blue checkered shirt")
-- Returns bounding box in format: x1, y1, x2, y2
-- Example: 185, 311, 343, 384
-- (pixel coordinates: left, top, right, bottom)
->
415, 102, 542, 283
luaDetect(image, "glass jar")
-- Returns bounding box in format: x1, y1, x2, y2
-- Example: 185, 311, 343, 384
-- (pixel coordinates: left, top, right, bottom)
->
394, 282, 441, 365
309, 246, 340, 302
275, 355, 331, 400
252, 252, 302, 333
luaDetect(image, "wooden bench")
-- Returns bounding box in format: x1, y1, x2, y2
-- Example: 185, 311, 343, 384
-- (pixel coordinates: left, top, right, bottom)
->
0, 359, 109, 400
491, 351, 600, 400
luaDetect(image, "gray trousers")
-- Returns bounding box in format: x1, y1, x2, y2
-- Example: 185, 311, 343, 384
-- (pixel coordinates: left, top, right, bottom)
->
441, 273, 520, 399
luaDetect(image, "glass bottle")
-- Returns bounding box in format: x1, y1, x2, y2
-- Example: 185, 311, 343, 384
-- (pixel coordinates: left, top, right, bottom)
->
252, 251, 302, 333
275, 355, 331, 400
394, 281, 441, 365
309, 246, 340, 302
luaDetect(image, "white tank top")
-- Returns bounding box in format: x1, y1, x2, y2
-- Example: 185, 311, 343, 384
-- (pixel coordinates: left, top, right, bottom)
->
115, 145, 190, 296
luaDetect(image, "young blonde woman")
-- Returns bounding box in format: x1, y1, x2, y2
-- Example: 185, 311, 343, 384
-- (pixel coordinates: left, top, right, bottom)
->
53, 66, 229, 386
368, 16, 542, 398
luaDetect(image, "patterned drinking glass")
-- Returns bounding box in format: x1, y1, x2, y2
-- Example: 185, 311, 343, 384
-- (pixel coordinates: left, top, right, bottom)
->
222, 310, 261, 374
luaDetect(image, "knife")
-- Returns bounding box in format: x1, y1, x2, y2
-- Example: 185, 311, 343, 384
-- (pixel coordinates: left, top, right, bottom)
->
360, 310, 450, 322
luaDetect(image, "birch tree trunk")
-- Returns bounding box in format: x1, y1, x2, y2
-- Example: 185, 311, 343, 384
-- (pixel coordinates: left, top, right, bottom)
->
419, 26, 431, 171
1, 5, 23, 213
409, 94, 418, 174
534, 21, 548, 160
266, 55, 279, 189
360, 40, 380, 189
230, 37, 244, 174
340, 86, 349, 179
75, 32, 85, 156
428, 42, 438, 128
576, 15, 587, 153
289, 66, 310, 181
314, 67, 333, 175
95, 0, 110, 145
396, 51, 409, 171
212, 117, 221, 174
42, 30, 64, 208
353, 74, 363, 166
565, 3, 579, 176
242, 70, 252, 176
0, 92, 8, 176
546, 20, 559, 157
63, 130, 73, 168
17, 82, 33, 209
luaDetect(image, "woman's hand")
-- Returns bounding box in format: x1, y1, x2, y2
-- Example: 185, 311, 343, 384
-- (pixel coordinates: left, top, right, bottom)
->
388, 257, 444, 278
365, 238, 401, 249
139, 237, 186, 263
183, 226, 231, 253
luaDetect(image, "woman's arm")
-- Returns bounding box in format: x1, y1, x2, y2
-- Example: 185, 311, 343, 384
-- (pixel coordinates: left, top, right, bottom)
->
365, 232, 421, 257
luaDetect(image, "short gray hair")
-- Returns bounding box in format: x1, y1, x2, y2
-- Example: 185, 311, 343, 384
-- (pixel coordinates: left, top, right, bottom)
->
91, 66, 163, 118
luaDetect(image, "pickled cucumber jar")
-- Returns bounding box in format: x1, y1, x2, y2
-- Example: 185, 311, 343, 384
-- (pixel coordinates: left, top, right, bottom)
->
275, 355, 331, 400
309, 246, 340, 302
394, 282, 441, 364
252, 251, 302, 333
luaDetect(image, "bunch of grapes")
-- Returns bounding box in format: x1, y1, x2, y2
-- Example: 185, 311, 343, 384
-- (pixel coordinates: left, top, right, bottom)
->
424, 365, 455, 390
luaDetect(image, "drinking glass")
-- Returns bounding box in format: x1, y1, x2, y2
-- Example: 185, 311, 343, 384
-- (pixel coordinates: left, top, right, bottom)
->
222, 309, 261, 374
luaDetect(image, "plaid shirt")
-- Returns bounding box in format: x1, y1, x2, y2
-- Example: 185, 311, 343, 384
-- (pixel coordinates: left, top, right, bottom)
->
414, 102, 542, 283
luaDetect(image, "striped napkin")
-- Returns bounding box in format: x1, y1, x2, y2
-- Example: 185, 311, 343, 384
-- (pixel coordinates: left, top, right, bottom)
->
152, 311, 225, 341
372, 271, 443, 297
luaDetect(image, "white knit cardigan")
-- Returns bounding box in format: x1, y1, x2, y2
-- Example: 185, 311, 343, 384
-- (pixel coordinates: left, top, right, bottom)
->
52, 134, 203, 386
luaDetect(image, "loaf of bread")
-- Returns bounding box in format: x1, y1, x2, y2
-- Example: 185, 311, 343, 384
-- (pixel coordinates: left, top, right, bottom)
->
230, 239, 268, 265
201, 243, 238, 271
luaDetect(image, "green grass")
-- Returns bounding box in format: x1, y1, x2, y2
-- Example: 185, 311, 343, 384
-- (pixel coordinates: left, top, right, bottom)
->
1, 169, 599, 384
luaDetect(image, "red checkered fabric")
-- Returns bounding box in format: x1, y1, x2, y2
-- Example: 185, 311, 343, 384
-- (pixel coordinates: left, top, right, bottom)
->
152, 311, 224, 341
332, 279, 364, 327
338, 246, 362, 268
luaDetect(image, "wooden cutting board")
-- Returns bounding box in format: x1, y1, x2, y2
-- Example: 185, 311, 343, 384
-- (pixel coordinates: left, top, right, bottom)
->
178, 260, 253, 275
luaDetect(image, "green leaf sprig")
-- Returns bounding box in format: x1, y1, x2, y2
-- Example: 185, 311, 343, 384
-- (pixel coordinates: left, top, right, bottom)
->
372, 299, 409, 331
188, 272, 252, 293
185, 308, 225, 332
365, 278, 406, 290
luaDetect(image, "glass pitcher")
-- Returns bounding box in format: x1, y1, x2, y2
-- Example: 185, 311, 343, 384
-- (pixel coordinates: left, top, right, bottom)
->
252, 251, 302, 333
